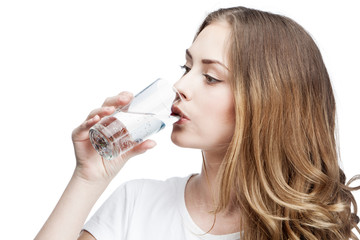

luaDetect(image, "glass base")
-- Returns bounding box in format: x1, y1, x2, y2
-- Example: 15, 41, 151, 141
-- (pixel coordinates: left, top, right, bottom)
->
89, 128, 117, 160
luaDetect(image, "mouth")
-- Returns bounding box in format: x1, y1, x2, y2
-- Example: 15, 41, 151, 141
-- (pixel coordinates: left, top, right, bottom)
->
171, 105, 190, 124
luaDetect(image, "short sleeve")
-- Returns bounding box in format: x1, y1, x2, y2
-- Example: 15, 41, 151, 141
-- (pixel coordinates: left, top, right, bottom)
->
83, 180, 144, 240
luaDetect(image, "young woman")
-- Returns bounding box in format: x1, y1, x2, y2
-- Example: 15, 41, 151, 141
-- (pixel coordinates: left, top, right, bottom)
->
35, 6, 360, 240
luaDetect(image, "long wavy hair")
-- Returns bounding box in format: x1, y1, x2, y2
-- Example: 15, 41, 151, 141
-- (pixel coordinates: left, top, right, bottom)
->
196, 6, 360, 239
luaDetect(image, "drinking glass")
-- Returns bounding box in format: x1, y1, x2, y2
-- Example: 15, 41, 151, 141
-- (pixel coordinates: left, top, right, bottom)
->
89, 79, 179, 160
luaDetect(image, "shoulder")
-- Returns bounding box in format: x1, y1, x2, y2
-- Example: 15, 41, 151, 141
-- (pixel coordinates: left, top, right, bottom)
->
113, 175, 191, 204
120, 175, 190, 194
83, 175, 193, 239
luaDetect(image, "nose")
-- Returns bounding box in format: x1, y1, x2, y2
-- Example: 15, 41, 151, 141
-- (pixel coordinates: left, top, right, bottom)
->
173, 77, 192, 101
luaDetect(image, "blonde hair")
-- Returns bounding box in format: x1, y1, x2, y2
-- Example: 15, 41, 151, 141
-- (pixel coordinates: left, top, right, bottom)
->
196, 6, 360, 239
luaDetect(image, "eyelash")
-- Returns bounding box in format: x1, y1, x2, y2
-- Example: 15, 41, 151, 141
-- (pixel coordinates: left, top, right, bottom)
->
203, 74, 221, 84
180, 65, 190, 75
180, 65, 222, 84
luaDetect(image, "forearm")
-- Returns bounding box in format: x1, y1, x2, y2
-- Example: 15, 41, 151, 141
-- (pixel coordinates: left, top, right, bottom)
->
35, 172, 109, 240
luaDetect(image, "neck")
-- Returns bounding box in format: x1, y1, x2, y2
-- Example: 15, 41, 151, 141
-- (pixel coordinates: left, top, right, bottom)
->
191, 149, 226, 209
201, 150, 223, 187
185, 149, 242, 234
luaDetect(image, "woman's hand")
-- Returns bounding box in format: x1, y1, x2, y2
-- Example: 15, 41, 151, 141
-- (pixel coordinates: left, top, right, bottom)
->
71, 91, 156, 183
35, 92, 157, 240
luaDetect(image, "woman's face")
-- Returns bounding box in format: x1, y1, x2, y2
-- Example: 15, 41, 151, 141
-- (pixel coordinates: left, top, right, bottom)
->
171, 21, 235, 153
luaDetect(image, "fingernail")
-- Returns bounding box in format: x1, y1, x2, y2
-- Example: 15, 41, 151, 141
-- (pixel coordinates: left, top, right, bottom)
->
119, 95, 130, 102
148, 141, 157, 149
120, 92, 133, 101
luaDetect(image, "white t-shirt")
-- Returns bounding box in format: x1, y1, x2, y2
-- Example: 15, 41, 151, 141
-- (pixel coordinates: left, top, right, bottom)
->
83, 175, 241, 240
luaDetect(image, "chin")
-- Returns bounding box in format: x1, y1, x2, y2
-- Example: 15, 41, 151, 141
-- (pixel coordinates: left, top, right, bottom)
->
170, 132, 186, 147
171, 131, 198, 149
171, 132, 203, 149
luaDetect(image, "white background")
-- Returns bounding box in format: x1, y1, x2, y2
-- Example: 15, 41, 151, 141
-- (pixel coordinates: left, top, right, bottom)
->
0, 0, 359, 239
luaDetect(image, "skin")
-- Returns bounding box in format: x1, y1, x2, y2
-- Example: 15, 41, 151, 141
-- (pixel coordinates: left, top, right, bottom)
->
172, 21, 240, 234
35, 21, 239, 240
35, 92, 156, 240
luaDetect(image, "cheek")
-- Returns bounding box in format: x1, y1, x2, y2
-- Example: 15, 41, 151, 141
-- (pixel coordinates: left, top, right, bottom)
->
197, 99, 235, 143
203, 90, 235, 124
171, 89, 235, 149
170, 117, 235, 149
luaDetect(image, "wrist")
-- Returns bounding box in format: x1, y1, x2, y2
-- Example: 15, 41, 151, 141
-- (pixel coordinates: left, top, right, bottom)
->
72, 168, 111, 191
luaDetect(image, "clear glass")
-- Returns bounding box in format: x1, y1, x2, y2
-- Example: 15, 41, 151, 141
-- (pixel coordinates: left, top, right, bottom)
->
89, 79, 180, 160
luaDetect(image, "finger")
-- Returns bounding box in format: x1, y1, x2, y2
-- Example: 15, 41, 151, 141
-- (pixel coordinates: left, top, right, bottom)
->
102, 91, 133, 108
86, 106, 116, 121
72, 115, 100, 141
120, 140, 157, 160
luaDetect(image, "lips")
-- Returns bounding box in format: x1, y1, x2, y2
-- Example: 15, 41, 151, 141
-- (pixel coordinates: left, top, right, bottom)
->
171, 105, 189, 124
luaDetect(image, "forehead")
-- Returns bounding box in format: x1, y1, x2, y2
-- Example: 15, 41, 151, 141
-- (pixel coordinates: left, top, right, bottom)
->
188, 21, 231, 65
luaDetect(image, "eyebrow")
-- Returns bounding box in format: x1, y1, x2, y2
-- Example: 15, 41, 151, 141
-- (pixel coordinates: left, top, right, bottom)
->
186, 49, 229, 71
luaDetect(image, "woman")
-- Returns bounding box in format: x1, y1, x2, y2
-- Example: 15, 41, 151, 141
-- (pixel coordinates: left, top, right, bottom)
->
35, 6, 359, 240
